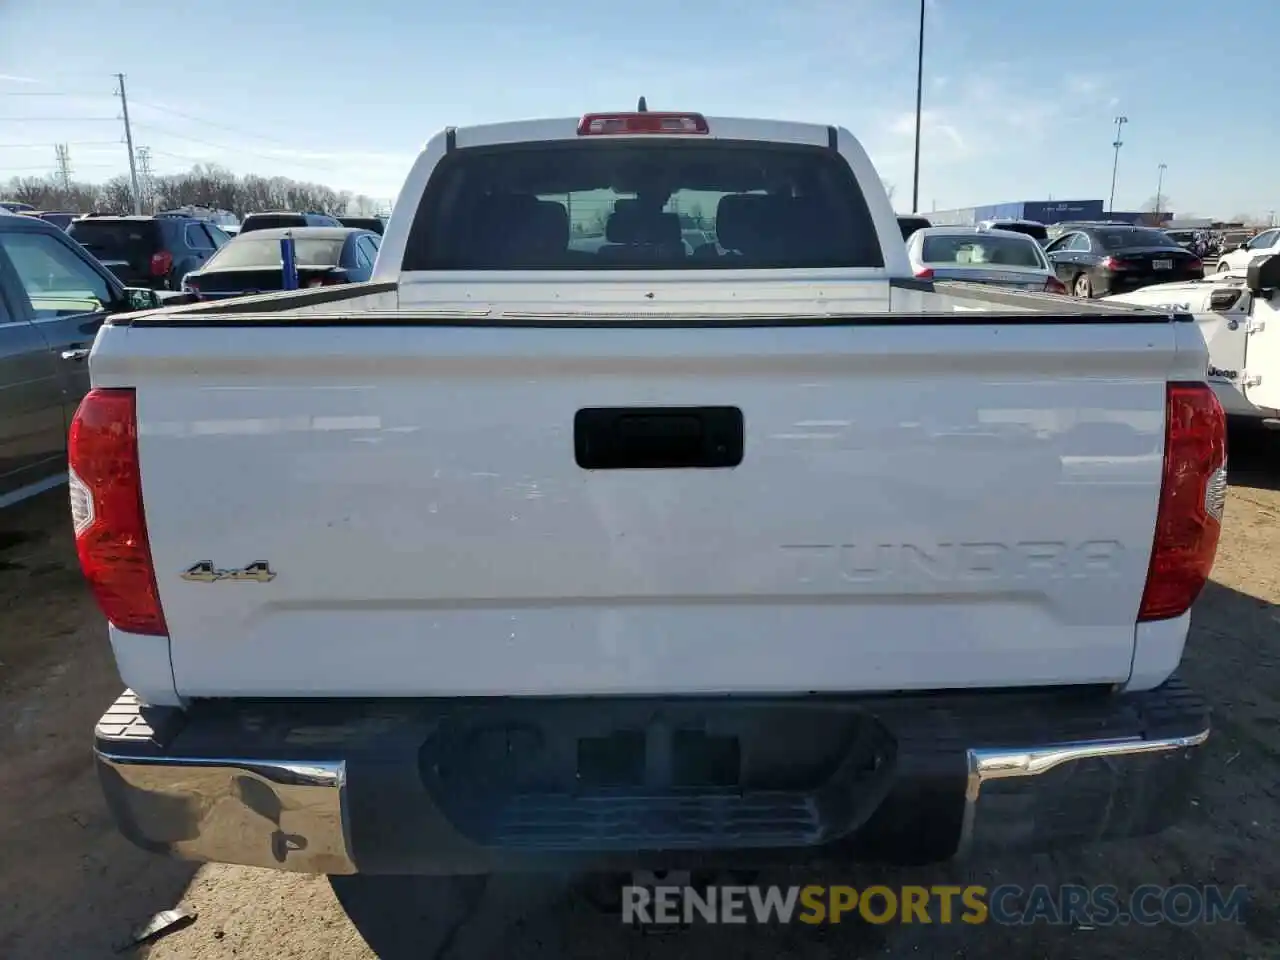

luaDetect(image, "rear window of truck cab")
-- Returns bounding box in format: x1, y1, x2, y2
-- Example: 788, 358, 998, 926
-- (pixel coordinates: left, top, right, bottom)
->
404, 141, 884, 270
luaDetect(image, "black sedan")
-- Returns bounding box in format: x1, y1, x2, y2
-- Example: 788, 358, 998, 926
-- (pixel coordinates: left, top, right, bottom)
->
179, 226, 380, 301
1043, 225, 1203, 298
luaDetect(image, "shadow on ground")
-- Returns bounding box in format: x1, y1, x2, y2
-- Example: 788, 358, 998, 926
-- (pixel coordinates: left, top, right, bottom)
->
0, 491, 200, 960
1229, 424, 1280, 492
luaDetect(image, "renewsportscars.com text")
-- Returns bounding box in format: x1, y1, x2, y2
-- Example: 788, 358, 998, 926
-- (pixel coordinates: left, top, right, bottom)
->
621, 884, 1248, 927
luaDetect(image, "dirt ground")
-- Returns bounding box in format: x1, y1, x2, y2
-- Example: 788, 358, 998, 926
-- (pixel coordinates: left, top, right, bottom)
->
1, 434, 1278, 960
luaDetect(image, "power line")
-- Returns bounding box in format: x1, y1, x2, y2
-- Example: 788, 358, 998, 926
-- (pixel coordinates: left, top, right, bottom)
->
0, 140, 120, 148
142, 146, 214, 164
0, 116, 117, 122
0, 163, 117, 173
130, 121, 340, 170
0, 91, 112, 98
129, 98, 298, 148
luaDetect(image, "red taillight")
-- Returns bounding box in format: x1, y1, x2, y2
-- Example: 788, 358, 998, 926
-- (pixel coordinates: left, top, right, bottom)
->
1185, 258, 1203, 273
1100, 256, 1126, 270
577, 112, 709, 135
1138, 382, 1227, 622
1044, 276, 1068, 294
150, 250, 173, 277
914, 266, 934, 279
68, 388, 167, 636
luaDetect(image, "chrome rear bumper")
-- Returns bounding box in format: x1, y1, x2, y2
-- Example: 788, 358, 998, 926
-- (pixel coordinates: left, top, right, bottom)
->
95, 681, 1209, 875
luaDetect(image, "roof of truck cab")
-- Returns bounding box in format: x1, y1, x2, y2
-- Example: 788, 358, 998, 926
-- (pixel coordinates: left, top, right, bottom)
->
447, 115, 839, 149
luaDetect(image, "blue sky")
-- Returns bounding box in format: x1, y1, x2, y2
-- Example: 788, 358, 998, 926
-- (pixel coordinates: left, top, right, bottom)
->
0, 0, 1275, 219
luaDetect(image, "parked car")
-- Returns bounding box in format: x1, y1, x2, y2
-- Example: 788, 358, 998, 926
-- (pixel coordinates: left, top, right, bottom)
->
157, 206, 240, 234
896, 213, 932, 241
977, 218, 1048, 243
239, 211, 342, 234
36, 212, 77, 231
1044, 224, 1204, 297
67, 214, 231, 291
1215, 228, 1280, 275
1045, 220, 1131, 242
338, 216, 385, 236
180, 226, 380, 300
0, 200, 36, 214
86, 110, 1216, 898
0, 212, 163, 508
908, 226, 1067, 292
15, 211, 78, 231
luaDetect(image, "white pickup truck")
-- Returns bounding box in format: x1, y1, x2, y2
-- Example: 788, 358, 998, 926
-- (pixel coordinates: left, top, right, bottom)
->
83, 110, 1222, 883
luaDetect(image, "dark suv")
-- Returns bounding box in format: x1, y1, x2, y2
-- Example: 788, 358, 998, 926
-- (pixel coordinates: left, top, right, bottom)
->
240, 211, 342, 234
68, 214, 232, 290
338, 216, 385, 235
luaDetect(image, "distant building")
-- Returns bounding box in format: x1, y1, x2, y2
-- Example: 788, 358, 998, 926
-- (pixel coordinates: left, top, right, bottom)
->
927, 200, 1171, 228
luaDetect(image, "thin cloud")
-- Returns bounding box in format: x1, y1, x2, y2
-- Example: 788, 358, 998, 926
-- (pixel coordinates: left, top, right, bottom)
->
250, 146, 415, 165
888, 109, 966, 153
0, 73, 39, 84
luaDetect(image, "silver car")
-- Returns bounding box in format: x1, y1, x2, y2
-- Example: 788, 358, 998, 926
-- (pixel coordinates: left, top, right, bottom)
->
906, 226, 1067, 293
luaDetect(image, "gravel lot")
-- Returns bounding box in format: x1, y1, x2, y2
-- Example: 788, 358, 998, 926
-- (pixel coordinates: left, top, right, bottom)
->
1, 433, 1278, 959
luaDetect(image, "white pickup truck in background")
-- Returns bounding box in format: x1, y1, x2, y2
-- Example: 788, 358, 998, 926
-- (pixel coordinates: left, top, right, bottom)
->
1106, 256, 1280, 429
82, 110, 1222, 884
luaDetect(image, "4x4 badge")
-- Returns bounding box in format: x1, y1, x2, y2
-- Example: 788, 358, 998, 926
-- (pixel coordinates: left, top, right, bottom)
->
181, 561, 276, 584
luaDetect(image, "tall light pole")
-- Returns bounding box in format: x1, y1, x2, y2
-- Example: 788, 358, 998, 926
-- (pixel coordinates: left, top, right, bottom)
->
1107, 115, 1128, 214
1154, 162, 1167, 222
910, 0, 925, 214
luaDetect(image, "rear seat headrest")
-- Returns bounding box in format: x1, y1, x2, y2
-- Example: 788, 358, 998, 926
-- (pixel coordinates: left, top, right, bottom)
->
468, 194, 568, 263
715, 194, 775, 253
716, 194, 837, 258
525, 199, 569, 252
606, 200, 680, 245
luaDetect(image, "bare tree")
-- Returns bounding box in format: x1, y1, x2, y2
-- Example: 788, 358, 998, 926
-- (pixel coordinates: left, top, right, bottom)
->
96, 176, 135, 214
1141, 195, 1171, 213
4, 167, 375, 218
7, 177, 53, 206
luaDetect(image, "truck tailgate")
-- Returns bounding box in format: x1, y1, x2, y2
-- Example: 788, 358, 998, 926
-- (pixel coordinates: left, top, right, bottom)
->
94, 319, 1182, 698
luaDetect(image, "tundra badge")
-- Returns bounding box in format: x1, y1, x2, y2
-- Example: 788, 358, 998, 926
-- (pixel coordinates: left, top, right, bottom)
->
181, 561, 276, 583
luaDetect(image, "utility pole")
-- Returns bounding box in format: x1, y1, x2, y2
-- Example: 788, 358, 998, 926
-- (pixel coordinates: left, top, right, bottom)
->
910, 0, 926, 214
54, 144, 72, 192
136, 146, 153, 213
1154, 162, 1167, 222
115, 73, 142, 215
1107, 115, 1128, 214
